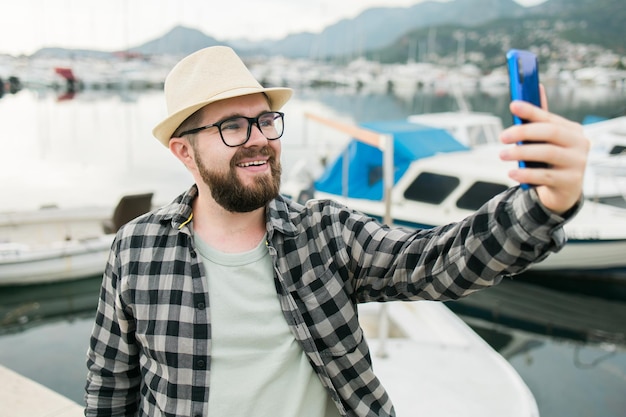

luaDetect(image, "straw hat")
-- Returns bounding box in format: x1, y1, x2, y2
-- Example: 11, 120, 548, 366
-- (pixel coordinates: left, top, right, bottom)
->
152, 46, 293, 146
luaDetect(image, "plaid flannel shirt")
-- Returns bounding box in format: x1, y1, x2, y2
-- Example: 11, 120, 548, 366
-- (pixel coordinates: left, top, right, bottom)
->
85, 184, 570, 417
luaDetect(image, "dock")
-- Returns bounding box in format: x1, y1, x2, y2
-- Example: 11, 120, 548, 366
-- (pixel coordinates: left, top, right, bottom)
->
0, 364, 83, 417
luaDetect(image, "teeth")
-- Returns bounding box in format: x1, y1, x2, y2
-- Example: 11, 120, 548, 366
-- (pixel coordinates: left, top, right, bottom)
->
238, 160, 266, 167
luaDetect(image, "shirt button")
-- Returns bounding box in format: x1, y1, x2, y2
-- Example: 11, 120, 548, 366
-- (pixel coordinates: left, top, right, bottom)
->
197, 302, 205, 310
190, 250, 197, 258
197, 359, 205, 368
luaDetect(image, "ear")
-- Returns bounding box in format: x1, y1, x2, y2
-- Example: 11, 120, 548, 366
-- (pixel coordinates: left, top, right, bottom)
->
169, 137, 196, 170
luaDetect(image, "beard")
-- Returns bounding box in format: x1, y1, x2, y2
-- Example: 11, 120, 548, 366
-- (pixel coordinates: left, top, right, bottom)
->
194, 145, 281, 213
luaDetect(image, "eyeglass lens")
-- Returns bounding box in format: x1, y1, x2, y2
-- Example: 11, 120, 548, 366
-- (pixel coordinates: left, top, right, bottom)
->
220, 112, 284, 146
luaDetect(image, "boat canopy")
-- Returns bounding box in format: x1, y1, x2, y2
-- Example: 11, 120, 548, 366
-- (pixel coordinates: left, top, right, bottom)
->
314, 121, 468, 200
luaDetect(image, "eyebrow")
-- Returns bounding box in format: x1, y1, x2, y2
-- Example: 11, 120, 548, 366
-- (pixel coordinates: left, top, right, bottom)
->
210, 109, 273, 122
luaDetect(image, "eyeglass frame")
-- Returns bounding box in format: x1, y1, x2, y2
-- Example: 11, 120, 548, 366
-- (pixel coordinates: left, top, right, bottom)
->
178, 111, 285, 147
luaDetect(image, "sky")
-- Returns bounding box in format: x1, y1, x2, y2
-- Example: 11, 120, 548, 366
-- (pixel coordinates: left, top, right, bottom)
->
2, 0, 546, 56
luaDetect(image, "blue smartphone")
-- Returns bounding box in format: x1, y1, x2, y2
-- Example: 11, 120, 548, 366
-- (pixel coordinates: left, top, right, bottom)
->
506, 49, 548, 189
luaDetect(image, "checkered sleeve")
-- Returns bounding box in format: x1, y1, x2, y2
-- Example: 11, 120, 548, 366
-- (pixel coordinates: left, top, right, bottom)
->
84, 187, 212, 417
340, 187, 570, 302
85, 236, 141, 417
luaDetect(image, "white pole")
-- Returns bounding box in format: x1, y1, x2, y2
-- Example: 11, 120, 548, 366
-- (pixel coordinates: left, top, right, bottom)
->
376, 133, 394, 359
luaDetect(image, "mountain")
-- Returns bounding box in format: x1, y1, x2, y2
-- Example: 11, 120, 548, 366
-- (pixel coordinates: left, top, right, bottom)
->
362, 0, 625, 69
128, 26, 225, 56
528, 0, 625, 54
29, 0, 624, 67
30, 26, 225, 60
128, 0, 622, 62
268, 0, 526, 58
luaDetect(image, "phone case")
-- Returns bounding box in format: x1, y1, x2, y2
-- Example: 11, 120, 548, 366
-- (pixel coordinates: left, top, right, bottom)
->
506, 49, 547, 188
507, 49, 541, 122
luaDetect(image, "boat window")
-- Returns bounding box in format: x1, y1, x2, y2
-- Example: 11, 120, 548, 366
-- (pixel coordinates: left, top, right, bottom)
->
469, 126, 490, 146
369, 165, 383, 186
609, 145, 626, 155
456, 181, 509, 211
403, 172, 460, 204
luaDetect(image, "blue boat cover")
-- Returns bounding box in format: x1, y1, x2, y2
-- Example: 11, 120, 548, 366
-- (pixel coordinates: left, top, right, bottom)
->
314, 120, 468, 201
582, 115, 608, 125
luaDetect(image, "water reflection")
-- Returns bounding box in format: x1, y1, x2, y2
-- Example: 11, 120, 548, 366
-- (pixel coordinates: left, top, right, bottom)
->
296, 83, 626, 126
443, 273, 626, 416
0, 88, 191, 212
467, 318, 626, 417
445, 276, 626, 346
0, 276, 101, 333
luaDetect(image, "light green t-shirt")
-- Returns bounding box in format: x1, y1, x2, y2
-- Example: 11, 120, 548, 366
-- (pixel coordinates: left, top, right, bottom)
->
194, 233, 341, 417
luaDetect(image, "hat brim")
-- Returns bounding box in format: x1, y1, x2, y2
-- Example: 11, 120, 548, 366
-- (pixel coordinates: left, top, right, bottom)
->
152, 86, 293, 147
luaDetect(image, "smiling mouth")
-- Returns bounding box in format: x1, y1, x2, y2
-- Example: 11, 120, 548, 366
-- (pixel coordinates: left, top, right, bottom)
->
237, 160, 267, 168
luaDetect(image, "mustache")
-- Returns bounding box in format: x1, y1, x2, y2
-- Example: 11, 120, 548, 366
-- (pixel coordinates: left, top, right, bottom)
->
232, 146, 276, 165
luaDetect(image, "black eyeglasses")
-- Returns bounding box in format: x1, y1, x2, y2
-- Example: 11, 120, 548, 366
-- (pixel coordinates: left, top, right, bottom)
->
179, 111, 285, 147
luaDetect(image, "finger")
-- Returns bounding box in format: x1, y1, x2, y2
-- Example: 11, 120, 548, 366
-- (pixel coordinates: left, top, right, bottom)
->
508, 163, 584, 199
501, 105, 584, 143
501, 142, 584, 169
500, 121, 582, 148
500, 143, 554, 168
507, 166, 554, 187
509, 100, 566, 125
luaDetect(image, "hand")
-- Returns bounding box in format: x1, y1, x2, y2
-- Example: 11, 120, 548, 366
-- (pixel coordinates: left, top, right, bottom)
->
499, 86, 590, 215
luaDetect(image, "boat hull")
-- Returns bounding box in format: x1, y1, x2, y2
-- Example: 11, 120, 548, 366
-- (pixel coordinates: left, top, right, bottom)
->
0, 235, 113, 285
531, 239, 626, 273
359, 301, 539, 417
0, 206, 112, 285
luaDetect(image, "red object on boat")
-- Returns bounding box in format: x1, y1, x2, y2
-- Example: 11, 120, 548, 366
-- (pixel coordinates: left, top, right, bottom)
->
54, 67, 76, 81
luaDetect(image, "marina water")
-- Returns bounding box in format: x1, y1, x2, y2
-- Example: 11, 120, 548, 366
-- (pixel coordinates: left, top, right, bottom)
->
1, 84, 625, 416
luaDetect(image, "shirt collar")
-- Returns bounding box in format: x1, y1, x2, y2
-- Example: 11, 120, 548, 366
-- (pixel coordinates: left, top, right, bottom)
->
159, 184, 299, 238
156, 184, 197, 233
266, 194, 299, 239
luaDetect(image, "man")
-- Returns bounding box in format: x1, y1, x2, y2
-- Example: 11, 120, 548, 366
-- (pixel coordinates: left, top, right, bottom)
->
85, 46, 589, 417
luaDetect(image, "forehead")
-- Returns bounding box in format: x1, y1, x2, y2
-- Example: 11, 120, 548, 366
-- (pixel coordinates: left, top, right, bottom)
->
201, 93, 270, 121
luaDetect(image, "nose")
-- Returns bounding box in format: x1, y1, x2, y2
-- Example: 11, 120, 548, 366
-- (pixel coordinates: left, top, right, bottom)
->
244, 122, 269, 146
